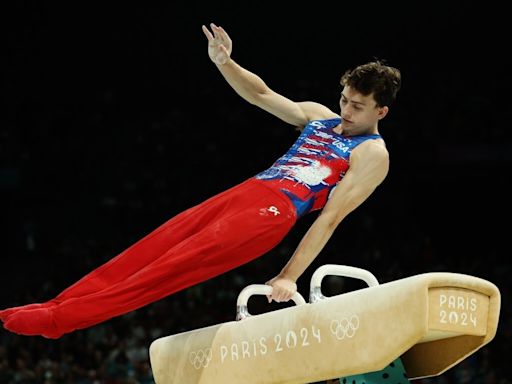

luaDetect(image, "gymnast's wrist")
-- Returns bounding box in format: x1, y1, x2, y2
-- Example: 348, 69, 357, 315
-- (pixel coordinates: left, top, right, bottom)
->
278, 272, 298, 283
215, 56, 233, 67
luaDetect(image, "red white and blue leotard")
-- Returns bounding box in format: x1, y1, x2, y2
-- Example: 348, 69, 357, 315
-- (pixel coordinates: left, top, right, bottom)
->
255, 118, 382, 217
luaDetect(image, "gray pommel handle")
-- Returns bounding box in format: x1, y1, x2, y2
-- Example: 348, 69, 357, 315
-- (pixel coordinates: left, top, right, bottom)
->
309, 264, 380, 303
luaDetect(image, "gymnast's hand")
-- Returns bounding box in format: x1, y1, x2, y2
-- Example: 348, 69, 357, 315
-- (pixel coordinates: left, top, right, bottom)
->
265, 275, 297, 303
202, 23, 233, 65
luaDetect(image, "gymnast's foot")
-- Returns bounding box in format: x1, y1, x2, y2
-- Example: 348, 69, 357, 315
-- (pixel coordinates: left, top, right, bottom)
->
3, 308, 63, 339
0, 302, 56, 322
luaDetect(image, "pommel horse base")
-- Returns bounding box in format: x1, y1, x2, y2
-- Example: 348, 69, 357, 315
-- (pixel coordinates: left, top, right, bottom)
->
149, 265, 501, 383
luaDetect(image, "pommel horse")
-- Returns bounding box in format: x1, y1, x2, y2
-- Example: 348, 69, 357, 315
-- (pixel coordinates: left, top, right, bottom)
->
149, 265, 501, 383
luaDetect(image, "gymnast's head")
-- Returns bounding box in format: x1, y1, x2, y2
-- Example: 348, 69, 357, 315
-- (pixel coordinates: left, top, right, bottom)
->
341, 60, 401, 108
338, 60, 401, 135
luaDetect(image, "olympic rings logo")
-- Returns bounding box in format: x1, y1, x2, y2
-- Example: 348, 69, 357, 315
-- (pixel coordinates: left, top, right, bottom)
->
189, 348, 213, 369
330, 315, 360, 340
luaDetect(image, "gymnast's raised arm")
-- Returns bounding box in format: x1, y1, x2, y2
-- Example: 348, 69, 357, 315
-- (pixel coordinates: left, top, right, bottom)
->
202, 23, 338, 130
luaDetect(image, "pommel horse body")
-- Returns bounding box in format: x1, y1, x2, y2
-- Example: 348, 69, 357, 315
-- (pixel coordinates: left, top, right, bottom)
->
149, 265, 501, 384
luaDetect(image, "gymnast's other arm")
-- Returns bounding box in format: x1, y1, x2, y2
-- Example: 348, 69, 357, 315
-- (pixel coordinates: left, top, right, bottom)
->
266, 140, 390, 302
202, 23, 338, 127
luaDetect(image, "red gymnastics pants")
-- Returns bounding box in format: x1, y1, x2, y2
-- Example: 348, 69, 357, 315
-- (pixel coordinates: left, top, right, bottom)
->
1, 178, 297, 338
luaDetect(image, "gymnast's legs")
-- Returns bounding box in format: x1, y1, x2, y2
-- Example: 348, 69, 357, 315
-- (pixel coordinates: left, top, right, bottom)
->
0, 188, 236, 320
1, 178, 296, 338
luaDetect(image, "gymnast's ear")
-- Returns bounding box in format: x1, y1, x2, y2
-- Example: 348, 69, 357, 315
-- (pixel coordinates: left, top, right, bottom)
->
377, 105, 389, 120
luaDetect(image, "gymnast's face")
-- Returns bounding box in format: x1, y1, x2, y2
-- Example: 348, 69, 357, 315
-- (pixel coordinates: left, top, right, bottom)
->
339, 86, 388, 136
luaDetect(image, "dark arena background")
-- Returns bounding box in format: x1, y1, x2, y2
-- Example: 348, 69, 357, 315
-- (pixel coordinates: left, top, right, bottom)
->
1, 2, 510, 383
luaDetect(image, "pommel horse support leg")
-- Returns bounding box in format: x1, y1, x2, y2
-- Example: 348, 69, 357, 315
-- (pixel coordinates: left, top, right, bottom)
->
149, 266, 501, 384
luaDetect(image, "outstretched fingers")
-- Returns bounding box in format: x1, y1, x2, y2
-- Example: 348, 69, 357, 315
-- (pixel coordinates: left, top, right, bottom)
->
202, 23, 220, 40
203, 23, 230, 45
202, 24, 214, 41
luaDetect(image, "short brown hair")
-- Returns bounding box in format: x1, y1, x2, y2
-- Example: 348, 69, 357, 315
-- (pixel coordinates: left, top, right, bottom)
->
340, 60, 401, 107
